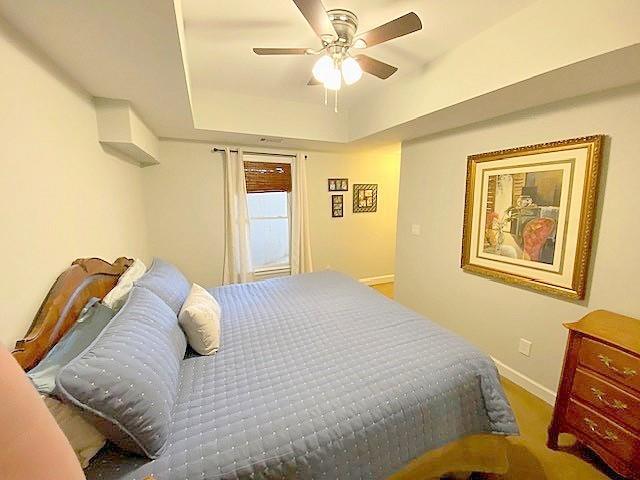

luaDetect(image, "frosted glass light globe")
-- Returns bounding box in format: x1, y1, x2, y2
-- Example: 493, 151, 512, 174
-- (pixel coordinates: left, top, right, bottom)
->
352, 38, 367, 49
312, 55, 332, 82
324, 66, 342, 90
341, 57, 362, 85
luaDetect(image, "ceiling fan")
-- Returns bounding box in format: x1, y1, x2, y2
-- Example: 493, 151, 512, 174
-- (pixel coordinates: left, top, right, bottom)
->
253, 0, 422, 99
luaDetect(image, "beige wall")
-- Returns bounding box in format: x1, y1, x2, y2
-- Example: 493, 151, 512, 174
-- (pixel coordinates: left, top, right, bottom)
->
0, 19, 149, 348
143, 140, 400, 286
142, 140, 225, 287
349, 0, 640, 141
306, 146, 400, 279
395, 84, 640, 397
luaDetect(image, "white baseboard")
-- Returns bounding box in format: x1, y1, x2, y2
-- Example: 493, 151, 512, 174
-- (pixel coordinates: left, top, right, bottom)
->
359, 274, 395, 286
491, 356, 557, 406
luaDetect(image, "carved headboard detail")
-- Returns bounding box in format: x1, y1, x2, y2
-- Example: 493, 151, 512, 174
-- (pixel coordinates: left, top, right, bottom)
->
12, 257, 133, 370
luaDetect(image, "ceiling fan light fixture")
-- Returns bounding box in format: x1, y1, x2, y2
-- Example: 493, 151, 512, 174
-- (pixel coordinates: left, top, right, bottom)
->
324, 66, 342, 91
255, 2, 420, 107
312, 55, 333, 82
341, 57, 362, 85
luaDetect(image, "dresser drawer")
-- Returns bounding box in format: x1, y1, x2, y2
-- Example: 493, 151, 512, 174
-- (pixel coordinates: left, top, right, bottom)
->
571, 368, 640, 432
567, 399, 640, 465
578, 338, 640, 392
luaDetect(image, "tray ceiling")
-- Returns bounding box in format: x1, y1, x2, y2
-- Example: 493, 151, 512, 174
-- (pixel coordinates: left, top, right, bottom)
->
182, 0, 535, 107
2, 0, 639, 151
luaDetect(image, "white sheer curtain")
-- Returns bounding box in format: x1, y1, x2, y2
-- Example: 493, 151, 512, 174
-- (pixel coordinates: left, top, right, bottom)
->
290, 152, 313, 274
222, 148, 253, 284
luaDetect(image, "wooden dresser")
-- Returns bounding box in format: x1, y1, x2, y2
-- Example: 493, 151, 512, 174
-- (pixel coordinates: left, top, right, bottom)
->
548, 310, 640, 479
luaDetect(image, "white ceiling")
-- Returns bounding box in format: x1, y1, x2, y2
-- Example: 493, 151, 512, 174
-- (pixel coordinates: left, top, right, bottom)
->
0, 0, 195, 137
2, 0, 639, 151
183, 0, 535, 106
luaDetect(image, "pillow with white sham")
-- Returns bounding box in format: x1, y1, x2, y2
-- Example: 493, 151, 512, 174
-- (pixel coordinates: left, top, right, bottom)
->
42, 395, 106, 468
28, 298, 112, 468
102, 258, 146, 310
178, 283, 221, 355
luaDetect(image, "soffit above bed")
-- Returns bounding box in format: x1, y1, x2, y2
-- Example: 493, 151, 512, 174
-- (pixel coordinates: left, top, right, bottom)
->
1, 0, 640, 152
95, 98, 160, 166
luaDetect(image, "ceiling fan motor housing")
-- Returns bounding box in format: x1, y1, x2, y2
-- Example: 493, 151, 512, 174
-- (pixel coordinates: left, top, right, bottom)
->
327, 9, 358, 45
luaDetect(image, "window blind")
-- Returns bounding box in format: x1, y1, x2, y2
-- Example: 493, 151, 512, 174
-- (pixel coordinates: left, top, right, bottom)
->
244, 161, 292, 193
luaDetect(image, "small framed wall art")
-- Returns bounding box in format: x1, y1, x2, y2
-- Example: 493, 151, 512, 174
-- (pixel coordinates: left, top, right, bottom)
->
461, 135, 604, 299
353, 184, 378, 213
331, 194, 344, 217
328, 178, 348, 191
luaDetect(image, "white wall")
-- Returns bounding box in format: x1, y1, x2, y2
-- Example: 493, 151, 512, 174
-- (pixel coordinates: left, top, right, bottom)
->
143, 140, 400, 286
395, 84, 640, 398
0, 18, 149, 348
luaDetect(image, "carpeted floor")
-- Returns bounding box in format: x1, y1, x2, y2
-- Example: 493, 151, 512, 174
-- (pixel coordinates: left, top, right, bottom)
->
371, 282, 620, 479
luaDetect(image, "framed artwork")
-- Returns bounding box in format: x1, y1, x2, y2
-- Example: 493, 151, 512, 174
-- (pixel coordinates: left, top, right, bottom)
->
331, 194, 343, 217
353, 184, 378, 213
461, 135, 604, 299
328, 178, 348, 191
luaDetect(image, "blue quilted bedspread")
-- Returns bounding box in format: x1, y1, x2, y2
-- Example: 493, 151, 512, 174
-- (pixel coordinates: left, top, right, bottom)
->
86, 271, 517, 480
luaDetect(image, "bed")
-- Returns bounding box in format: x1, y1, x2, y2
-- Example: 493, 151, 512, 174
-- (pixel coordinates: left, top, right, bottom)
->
13, 257, 518, 480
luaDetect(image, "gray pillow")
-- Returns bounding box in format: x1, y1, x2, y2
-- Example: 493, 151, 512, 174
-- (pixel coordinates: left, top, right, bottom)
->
28, 298, 116, 395
135, 258, 190, 314
55, 287, 187, 458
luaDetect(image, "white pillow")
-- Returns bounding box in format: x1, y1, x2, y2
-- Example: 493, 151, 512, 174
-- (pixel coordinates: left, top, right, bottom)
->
42, 395, 106, 468
102, 258, 146, 311
178, 284, 221, 355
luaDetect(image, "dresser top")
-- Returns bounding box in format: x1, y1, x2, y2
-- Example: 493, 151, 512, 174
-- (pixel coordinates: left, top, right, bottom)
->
565, 309, 640, 355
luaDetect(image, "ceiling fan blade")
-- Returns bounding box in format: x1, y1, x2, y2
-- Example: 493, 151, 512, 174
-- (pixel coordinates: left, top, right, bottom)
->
307, 76, 322, 86
292, 0, 336, 39
355, 55, 398, 79
356, 12, 422, 48
253, 48, 309, 55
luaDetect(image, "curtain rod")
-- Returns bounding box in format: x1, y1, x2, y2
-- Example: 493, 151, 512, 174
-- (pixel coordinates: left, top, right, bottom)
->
211, 147, 306, 159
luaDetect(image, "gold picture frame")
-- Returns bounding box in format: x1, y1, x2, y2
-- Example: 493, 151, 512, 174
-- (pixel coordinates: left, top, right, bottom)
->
461, 135, 604, 299
353, 184, 378, 213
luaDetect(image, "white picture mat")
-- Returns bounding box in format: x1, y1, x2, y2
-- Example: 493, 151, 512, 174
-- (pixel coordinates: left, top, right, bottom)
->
468, 146, 589, 289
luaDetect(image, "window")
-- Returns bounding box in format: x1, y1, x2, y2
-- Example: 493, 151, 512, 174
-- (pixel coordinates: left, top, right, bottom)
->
247, 192, 290, 272
244, 156, 292, 275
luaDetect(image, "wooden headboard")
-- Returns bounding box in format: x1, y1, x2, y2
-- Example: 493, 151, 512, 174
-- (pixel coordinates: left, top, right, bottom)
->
12, 257, 133, 370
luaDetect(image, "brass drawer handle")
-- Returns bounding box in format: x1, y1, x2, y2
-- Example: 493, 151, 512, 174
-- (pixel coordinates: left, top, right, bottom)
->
583, 417, 619, 441
590, 387, 628, 410
597, 354, 638, 377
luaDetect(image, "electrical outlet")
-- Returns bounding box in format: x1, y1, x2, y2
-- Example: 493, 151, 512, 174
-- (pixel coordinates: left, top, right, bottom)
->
518, 338, 532, 357
411, 224, 421, 236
